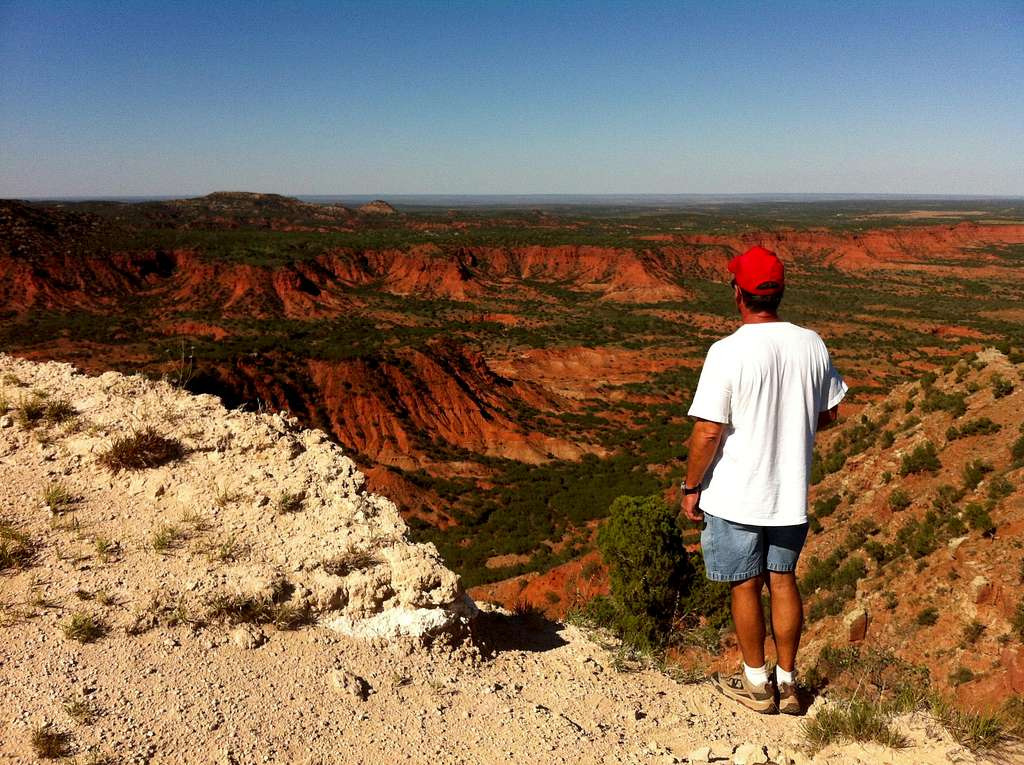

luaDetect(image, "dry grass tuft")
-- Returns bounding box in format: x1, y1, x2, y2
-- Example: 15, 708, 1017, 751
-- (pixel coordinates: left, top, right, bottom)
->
92, 536, 119, 561
62, 611, 107, 643
30, 723, 73, 759
204, 591, 314, 630
63, 696, 99, 725
42, 397, 76, 425
42, 481, 77, 513
203, 534, 244, 563
151, 524, 184, 554
15, 393, 46, 428
275, 490, 305, 514
803, 699, 909, 752
322, 548, 379, 577
98, 427, 184, 472
0, 519, 36, 571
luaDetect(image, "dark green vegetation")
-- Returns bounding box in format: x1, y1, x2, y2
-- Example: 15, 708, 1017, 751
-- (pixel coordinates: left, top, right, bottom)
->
590, 495, 693, 649
571, 493, 730, 652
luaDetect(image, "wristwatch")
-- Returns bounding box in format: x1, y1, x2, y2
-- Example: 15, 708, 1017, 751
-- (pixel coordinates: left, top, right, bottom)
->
682, 482, 702, 496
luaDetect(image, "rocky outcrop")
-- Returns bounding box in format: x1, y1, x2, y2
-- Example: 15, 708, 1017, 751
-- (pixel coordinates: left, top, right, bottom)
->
0, 353, 476, 641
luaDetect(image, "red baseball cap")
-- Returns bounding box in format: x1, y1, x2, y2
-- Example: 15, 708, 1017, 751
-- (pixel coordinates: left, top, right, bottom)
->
728, 245, 785, 295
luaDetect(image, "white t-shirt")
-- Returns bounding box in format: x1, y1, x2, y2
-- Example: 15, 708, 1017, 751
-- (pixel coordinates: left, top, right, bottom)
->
687, 321, 847, 526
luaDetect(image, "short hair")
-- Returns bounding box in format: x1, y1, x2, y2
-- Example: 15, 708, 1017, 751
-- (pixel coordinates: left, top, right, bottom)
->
737, 284, 783, 313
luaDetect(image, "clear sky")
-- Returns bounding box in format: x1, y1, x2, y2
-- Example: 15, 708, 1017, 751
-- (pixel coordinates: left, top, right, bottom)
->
1, 0, 1021, 197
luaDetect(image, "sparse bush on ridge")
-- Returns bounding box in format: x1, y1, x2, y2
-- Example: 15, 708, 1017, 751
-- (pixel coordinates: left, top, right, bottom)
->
962, 459, 994, 491
921, 389, 966, 418
992, 374, 1015, 399
98, 427, 184, 472
963, 502, 996, 536
888, 488, 911, 511
988, 474, 1014, 501
1012, 428, 1024, 466
916, 606, 939, 626
1011, 601, 1024, 641
900, 441, 940, 476
813, 494, 841, 519
948, 417, 1001, 441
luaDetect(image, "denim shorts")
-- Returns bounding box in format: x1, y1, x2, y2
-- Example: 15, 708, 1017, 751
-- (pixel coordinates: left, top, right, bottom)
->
700, 513, 809, 583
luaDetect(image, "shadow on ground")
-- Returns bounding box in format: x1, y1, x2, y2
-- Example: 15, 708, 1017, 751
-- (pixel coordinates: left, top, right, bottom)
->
471, 610, 569, 657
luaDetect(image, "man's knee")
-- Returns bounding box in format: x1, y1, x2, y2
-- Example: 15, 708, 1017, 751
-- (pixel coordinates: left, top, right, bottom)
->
730, 574, 765, 596
767, 570, 799, 593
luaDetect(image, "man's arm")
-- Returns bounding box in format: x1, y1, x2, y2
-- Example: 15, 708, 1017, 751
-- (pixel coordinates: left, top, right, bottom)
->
682, 418, 725, 522
816, 405, 839, 432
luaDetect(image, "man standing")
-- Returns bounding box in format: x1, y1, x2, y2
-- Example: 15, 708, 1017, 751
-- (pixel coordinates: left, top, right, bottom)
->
682, 245, 847, 715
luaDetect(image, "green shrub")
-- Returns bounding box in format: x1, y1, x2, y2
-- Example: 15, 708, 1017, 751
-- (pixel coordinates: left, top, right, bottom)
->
963, 502, 996, 536
813, 494, 841, 519
833, 556, 867, 590
949, 417, 1001, 440
921, 389, 967, 417
888, 489, 912, 512
595, 494, 694, 649
863, 540, 887, 563
1013, 601, 1024, 641
987, 475, 1014, 501
916, 606, 939, 626
933, 484, 966, 512
1013, 428, 1024, 465
900, 442, 940, 476
949, 666, 975, 686
962, 620, 985, 645
962, 459, 994, 491
992, 374, 1014, 399
880, 430, 895, 448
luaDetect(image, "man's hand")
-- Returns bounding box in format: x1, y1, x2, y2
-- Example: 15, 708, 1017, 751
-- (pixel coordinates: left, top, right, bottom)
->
682, 491, 703, 523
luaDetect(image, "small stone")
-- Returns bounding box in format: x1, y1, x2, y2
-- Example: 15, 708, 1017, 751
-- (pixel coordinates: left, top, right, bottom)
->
0, 415, 12, 428
329, 669, 372, 700
687, 746, 712, 763
733, 743, 767, 765
230, 624, 267, 650
843, 607, 869, 643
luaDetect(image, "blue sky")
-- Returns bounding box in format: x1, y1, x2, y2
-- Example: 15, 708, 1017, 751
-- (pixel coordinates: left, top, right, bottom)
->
1, 0, 1021, 196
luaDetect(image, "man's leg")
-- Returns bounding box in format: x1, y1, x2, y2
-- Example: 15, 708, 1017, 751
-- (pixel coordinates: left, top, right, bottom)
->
767, 571, 803, 672
730, 574, 766, 669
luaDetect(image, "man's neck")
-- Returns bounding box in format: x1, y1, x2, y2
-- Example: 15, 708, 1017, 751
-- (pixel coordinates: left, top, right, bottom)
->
741, 312, 781, 325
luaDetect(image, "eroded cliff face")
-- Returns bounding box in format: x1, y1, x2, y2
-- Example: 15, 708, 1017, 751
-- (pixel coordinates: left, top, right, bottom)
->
4, 215, 1023, 317
179, 340, 600, 471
